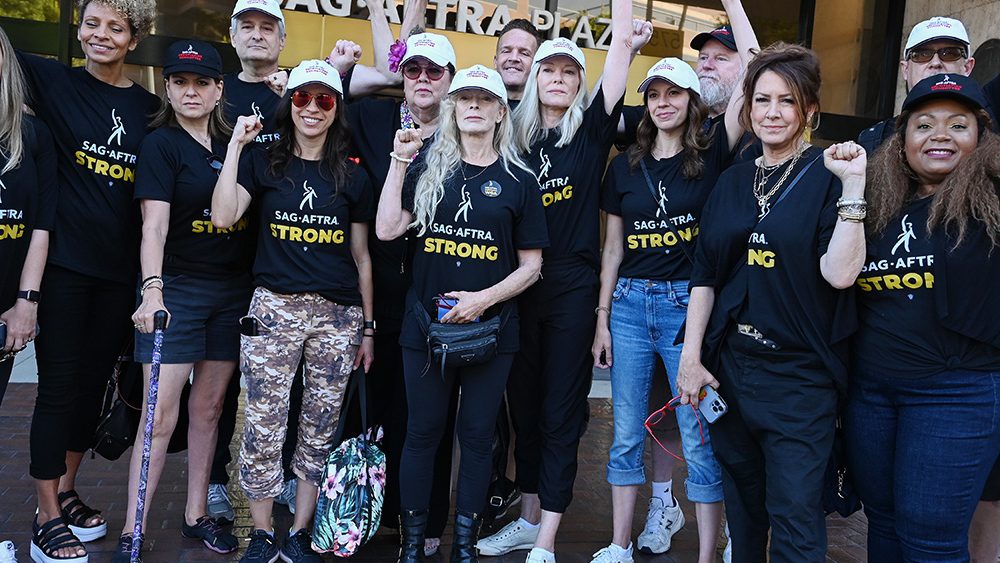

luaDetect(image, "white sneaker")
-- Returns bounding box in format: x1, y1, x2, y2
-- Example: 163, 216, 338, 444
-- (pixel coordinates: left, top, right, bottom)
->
635, 497, 685, 554
525, 547, 556, 562
273, 479, 297, 515
207, 483, 235, 523
476, 519, 539, 556
0, 540, 16, 563
722, 522, 732, 563
590, 543, 633, 563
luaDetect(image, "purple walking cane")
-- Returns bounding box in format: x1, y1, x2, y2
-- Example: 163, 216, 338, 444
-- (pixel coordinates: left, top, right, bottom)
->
131, 310, 168, 563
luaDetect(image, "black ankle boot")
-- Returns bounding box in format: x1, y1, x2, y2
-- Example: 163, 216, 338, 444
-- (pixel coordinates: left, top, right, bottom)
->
450, 510, 482, 563
399, 509, 428, 563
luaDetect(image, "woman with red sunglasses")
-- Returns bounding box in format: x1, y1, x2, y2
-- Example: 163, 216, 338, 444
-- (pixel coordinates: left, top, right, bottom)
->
212, 58, 375, 563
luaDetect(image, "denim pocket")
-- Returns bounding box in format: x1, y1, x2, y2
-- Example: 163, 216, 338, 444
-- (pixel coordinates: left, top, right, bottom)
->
612, 278, 629, 302
671, 281, 690, 309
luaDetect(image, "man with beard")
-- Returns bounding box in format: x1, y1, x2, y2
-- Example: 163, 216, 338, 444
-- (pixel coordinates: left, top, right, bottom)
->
493, 19, 541, 110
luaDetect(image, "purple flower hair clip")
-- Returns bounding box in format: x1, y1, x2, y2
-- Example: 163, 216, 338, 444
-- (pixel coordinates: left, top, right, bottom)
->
388, 40, 407, 73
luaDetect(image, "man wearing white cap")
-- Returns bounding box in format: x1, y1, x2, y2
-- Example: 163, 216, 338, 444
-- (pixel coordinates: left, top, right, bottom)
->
857, 16, 998, 152
376, 64, 548, 563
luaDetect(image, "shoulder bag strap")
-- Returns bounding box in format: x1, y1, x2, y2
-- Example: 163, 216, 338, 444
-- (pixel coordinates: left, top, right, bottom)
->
639, 158, 696, 264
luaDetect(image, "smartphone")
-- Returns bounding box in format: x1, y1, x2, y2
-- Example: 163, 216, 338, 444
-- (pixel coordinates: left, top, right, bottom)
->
239, 316, 264, 336
0, 323, 6, 348
698, 386, 728, 423
433, 296, 458, 321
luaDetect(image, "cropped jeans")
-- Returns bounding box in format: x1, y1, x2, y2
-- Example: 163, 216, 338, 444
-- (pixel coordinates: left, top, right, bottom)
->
606, 278, 723, 503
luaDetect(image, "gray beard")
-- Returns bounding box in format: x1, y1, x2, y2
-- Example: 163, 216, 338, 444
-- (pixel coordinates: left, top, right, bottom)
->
700, 78, 735, 114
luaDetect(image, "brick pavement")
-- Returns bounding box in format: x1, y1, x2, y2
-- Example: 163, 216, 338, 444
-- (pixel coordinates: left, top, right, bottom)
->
0, 383, 869, 562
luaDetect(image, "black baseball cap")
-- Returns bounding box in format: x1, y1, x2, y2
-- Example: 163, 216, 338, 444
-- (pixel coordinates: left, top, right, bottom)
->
690, 25, 737, 52
902, 73, 988, 112
162, 40, 223, 79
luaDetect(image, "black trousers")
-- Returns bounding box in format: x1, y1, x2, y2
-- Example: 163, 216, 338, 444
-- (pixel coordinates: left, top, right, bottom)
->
508, 272, 598, 513
711, 329, 837, 563
399, 347, 513, 515
31, 265, 133, 479
0, 357, 13, 409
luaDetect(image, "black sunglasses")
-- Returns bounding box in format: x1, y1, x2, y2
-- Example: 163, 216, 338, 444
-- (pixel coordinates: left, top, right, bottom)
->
907, 46, 967, 63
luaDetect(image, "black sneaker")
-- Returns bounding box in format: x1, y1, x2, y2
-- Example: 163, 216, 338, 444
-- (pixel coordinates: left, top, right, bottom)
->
279, 529, 322, 563
182, 515, 238, 554
110, 533, 142, 563
241, 530, 280, 563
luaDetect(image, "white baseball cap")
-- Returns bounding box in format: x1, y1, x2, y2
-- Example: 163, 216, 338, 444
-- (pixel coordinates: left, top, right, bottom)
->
287, 59, 343, 96
401, 33, 457, 69
905, 17, 970, 52
638, 57, 701, 95
533, 37, 586, 72
449, 65, 508, 104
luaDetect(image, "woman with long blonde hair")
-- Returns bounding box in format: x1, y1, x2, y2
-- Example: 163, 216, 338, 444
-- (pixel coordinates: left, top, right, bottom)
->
377, 65, 547, 563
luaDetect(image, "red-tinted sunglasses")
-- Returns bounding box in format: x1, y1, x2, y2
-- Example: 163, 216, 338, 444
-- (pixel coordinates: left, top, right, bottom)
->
291, 90, 337, 111
643, 394, 706, 462
402, 62, 446, 81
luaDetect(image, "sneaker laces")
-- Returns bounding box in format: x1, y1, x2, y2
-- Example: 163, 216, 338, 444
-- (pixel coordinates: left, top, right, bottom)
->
208, 484, 230, 505
246, 532, 275, 557
287, 530, 312, 552
496, 520, 523, 539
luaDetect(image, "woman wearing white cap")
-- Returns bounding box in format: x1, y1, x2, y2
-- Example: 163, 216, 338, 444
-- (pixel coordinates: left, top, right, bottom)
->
475, 0, 646, 560
212, 59, 375, 563
590, 45, 753, 561
377, 64, 548, 563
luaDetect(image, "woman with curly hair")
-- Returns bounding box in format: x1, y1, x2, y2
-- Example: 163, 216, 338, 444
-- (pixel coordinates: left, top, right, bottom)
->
7, 1, 160, 561
846, 73, 1000, 561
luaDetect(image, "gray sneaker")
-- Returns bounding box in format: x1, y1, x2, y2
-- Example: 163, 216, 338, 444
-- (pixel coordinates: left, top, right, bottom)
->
274, 479, 297, 515
207, 484, 235, 524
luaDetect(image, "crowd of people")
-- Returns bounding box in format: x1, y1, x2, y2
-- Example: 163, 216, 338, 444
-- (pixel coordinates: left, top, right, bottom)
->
0, 0, 998, 562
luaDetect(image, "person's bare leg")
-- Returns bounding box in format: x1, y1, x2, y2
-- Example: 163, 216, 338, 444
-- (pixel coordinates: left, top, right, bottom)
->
533, 510, 562, 552
695, 502, 724, 563
184, 360, 235, 525
969, 500, 1000, 563
36, 478, 86, 558
291, 479, 318, 532
519, 492, 542, 525
610, 485, 638, 548
58, 452, 105, 528
120, 363, 192, 533
249, 498, 275, 532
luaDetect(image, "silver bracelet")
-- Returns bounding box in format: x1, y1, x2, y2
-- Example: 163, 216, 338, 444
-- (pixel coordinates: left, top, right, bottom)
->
389, 152, 413, 164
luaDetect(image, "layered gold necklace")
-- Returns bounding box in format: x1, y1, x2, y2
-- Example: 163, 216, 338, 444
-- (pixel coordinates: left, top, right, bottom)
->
753, 143, 807, 218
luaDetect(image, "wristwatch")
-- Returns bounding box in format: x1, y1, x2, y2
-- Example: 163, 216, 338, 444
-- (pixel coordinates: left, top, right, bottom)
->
363, 320, 376, 331
17, 290, 40, 304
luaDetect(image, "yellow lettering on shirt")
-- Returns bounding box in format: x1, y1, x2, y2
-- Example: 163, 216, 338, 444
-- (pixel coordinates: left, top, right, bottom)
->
74, 150, 136, 183
747, 248, 776, 268
626, 227, 698, 250
0, 224, 26, 240
269, 223, 344, 244
541, 185, 574, 207
856, 271, 935, 291
192, 217, 249, 234
423, 237, 499, 261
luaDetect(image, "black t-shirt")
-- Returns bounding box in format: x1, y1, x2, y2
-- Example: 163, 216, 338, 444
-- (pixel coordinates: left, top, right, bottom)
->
523, 86, 622, 275
601, 124, 731, 281
691, 146, 855, 387
0, 116, 57, 307
855, 195, 1000, 378
985, 73, 1000, 123
398, 157, 549, 352
222, 73, 283, 145
134, 127, 253, 276
237, 148, 375, 305
17, 52, 160, 285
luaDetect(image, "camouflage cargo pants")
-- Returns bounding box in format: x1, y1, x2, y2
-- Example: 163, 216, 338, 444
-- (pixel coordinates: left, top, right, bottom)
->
238, 287, 362, 501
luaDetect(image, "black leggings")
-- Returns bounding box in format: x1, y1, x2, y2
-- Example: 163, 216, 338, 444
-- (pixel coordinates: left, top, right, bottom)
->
508, 274, 597, 513
0, 357, 13, 409
31, 265, 133, 480
399, 347, 513, 515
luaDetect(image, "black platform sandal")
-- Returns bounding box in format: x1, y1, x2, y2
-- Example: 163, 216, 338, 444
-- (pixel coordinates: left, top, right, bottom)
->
30, 516, 88, 563
57, 490, 107, 543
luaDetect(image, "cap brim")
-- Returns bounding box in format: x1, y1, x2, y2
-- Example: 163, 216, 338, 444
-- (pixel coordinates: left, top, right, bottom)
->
690, 33, 737, 52
907, 35, 970, 51
450, 85, 507, 104
163, 64, 222, 79
903, 90, 984, 112
288, 80, 343, 96
232, 7, 284, 23
535, 53, 585, 71
400, 54, 453, 69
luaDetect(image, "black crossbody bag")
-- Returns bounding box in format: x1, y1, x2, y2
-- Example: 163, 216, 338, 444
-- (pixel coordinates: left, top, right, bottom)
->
413, 301, 512, 375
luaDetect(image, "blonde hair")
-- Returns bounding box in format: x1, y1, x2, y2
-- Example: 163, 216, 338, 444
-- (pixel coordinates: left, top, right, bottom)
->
511, 59, 588, 153
77, 0, 156, 40
0, 26, 26, 175
411, 96, 530, 235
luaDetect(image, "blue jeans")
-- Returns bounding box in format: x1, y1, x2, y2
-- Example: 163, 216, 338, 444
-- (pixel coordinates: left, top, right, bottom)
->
846, 368, 1000, 562
606, 278, 724, 503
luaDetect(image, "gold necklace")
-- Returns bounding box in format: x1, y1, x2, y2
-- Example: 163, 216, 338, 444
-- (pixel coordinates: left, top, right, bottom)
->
753, 144, 806, 218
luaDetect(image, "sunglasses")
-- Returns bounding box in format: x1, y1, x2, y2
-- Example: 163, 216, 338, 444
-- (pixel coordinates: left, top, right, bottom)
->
402, 62, 446, 81
907, 46, 967, 63
206, 154, 223, 175
291, 90, 337, 111
643, 394, 706, 462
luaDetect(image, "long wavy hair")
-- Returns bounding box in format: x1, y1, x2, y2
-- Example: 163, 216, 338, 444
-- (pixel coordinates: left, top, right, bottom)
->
148, 77, 233, 141
866, 108, 1000, 250
511, 59, 588, 153
266, 93, 353, 204
0, 26, 26, 175
627, 87, 711, 179
738, 42, 821, 142
411, 96, 530, 235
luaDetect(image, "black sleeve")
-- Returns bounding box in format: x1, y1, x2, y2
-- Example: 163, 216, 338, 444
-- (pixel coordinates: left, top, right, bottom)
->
585, 85, 626, 144
704, 120, 733, 172
400, 160, 423, 213
615, 105, 645, 149
133, 131, 178, 203
348, 166, 376, 223
857, 119, 892, 155
514, 169, 550, 249
236, 147, 263, 197
690, 173, 732, 288
15, 51, 65, 106
30, 118, 58, 231
984, 73, 1000, 130
600, 155, 624, 215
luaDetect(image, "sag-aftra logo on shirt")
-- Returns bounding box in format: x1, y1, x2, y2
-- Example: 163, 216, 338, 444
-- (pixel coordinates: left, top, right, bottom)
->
0, 178, 25, 241
534, 147, 573, 207
856, 214, 935, 292
74, 108, 138, 185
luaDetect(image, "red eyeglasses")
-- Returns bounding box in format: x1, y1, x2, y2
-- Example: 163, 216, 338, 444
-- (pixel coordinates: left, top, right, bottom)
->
291, 90, 336, 111
402, 62, 446, 81
644, 394, 705, 462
